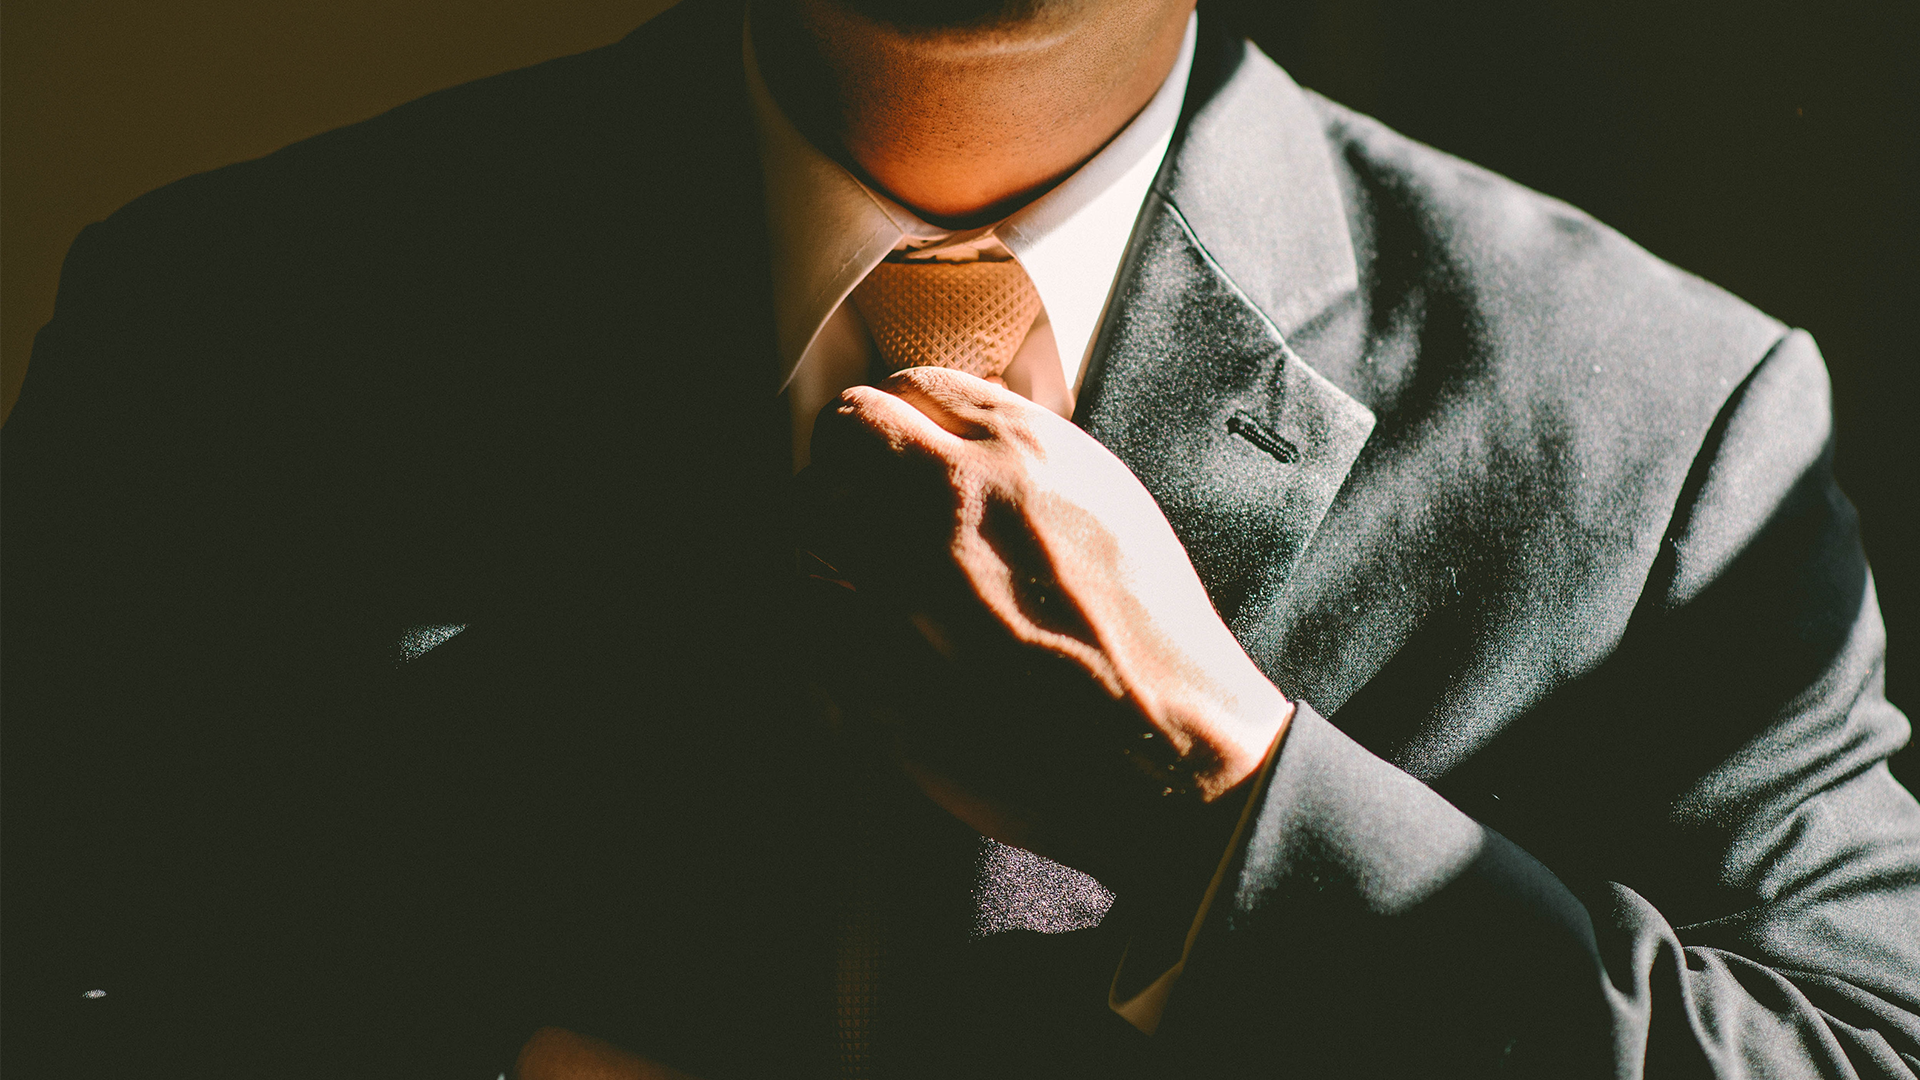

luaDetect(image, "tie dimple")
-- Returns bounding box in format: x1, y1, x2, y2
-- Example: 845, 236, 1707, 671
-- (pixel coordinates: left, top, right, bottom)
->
850, 259, 1043, 379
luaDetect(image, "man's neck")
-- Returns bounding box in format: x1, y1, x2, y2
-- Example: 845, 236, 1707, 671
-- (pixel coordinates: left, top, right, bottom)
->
748, 0, 1195, 228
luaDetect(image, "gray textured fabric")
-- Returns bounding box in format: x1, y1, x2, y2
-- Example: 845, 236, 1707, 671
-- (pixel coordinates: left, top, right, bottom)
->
1081, 30, 1920, 1080
968, 838, 1114, 939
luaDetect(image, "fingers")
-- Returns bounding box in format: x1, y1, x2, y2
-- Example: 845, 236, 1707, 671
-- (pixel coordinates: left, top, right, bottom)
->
809, 375, 952, 475
825, 383, 964, 465
878, 367, 1028, 439
815, 366, 1018, 468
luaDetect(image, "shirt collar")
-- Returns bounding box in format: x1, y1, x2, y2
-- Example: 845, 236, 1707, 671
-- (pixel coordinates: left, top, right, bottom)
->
745, 11, 1198, 395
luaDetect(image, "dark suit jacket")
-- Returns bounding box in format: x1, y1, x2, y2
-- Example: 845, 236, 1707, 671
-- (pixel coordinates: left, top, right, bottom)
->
5, 2, 1916, 1077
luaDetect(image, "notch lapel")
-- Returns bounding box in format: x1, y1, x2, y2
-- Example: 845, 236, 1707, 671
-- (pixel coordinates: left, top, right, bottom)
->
1077, 38, 1375, 631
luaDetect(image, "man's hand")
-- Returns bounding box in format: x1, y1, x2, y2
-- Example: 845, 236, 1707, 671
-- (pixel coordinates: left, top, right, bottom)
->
798, 368, 1292, 885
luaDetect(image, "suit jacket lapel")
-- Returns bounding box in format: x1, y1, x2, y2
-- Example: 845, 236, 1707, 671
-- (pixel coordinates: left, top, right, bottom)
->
1077, 35, 1376, 633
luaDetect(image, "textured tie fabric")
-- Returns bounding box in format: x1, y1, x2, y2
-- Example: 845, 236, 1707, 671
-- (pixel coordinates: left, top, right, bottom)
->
835, 823, 882, 1080
831, 804, 1120, 1079
850, 258, 1044, 379
831, 256, 1069, 1080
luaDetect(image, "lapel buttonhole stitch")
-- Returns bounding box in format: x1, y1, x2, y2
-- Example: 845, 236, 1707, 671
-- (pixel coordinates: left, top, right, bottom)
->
1226, 411, 1300, 464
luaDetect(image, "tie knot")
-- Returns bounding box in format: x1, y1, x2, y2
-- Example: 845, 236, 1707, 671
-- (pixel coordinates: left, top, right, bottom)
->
850, 259, 1043, 380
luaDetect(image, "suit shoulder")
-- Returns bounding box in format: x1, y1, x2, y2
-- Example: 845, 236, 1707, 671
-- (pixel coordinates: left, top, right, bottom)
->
22, 0, 753, 459
73, 0, 742, 277
1308, 92, 1787, 396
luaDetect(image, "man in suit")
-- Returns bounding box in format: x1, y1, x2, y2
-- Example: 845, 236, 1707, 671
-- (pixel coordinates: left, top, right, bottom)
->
3, 0, 1916, 1077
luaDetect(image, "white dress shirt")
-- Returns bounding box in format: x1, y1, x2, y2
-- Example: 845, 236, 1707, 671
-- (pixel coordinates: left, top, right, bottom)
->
745, 12, 1198, 469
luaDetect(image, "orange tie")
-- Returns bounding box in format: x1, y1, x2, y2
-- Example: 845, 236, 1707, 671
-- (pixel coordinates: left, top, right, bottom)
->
830, 258, 1042, 1079
850, 258, 1043, 379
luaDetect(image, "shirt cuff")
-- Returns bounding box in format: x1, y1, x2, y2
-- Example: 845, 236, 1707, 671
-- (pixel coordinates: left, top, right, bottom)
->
1107, 707, 1293, 1034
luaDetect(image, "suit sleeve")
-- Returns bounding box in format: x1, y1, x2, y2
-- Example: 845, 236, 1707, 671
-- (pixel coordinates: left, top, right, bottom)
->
1165, 331, 1920, 1078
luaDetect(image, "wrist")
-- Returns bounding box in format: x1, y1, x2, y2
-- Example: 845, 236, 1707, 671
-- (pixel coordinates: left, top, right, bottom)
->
1102, 692, 1287, 898
1133, 666, 1291, 804
1210, 677, 1294, 798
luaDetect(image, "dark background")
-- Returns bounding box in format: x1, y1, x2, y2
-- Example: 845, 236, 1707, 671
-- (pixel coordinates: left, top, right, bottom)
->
1219, 0, 1919, 790
3, 0, 1914, 777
